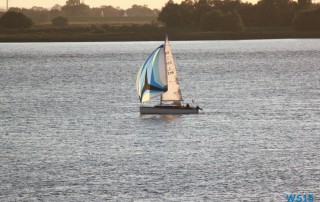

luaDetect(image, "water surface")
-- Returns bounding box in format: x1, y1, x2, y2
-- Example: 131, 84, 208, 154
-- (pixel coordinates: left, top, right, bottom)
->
0, 39, 319, 201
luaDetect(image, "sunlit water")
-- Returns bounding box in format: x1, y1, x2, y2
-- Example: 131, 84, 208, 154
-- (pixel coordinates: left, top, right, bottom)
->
0, 40, 319, 201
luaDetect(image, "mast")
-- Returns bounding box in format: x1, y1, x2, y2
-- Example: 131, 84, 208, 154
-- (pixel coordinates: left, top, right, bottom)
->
161, 35, 182, 106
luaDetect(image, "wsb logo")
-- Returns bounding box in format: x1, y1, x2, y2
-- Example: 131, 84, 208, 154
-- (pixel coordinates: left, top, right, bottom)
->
286, 194, 314, 202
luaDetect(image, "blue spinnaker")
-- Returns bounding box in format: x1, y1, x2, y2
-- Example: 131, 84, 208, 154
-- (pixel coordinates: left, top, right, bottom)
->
136, 45, 167, 103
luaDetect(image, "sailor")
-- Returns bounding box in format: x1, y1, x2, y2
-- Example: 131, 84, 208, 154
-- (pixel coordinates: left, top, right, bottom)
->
196, 106, 202, 110
186, 103, 190, 108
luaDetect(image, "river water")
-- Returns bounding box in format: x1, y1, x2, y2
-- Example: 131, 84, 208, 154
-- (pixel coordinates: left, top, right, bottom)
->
0, 39, 319, 201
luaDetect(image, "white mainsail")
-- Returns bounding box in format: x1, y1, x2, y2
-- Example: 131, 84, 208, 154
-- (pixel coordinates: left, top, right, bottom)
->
161, 35, 182, 105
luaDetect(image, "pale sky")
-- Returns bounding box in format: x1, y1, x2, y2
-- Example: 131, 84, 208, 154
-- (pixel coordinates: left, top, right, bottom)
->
1, 0, 257, 10
1, 0, 183, 10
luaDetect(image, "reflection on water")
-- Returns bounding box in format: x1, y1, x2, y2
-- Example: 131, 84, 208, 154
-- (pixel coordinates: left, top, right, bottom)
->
0, 40, 320, 201
140, 114, 181, 121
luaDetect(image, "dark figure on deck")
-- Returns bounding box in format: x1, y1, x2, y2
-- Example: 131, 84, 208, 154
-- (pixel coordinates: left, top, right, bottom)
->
196, 106, 202, 110
186, 103, 190, 108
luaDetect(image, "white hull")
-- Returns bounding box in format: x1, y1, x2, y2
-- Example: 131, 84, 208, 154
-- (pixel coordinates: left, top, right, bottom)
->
140, 106, 199, 114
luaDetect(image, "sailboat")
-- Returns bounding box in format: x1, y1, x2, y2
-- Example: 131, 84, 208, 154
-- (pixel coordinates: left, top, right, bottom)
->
136, 35, 201, 114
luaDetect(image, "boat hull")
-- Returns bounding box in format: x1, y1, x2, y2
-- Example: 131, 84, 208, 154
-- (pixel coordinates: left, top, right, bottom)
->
140, 106, 199, 114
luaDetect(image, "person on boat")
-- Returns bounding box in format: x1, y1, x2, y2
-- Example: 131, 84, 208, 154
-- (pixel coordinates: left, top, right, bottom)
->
196, 106, 202, 110
186, 103, 190, 108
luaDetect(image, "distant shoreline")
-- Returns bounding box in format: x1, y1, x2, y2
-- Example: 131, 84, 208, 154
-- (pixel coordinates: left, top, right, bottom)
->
1, 29, 320, 42
1, 15, 320, 42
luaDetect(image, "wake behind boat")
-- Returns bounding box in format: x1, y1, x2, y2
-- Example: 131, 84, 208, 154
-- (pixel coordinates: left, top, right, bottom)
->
136, 35, 201, 114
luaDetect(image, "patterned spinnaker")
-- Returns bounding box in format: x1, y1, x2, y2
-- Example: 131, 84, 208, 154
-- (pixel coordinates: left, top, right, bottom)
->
136, 45, 167, 103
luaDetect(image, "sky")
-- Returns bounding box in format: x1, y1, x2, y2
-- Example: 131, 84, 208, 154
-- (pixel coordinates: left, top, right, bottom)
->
0, 0, 260, 10
1, 0, 185, 10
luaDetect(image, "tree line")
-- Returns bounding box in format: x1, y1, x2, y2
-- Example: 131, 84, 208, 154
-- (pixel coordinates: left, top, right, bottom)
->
158, 0, 320, 31
0, 0, 158, 24
1, 0, 320, 31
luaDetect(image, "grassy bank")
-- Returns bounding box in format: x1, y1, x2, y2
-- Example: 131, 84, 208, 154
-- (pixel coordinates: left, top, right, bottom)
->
1, 25, 320, 42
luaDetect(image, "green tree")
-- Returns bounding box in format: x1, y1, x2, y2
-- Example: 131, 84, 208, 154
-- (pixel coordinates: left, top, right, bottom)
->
294, 8, 320, 31
256, 0, 279, 26
238, 2, 256, 27
50, 5, 63, 18
28, 7, 50, 23
220, 11, 244, 31
278, 0, 297, 26
126, 5, 156, 16
8, 7, 50, 23
180, 0, 196, 27
200, 9, 223, 31
158, 1, 183, 27
62, 3, 91, 17
194, 0, 212, 26
100, 6, 124, 17
214, 0, 242, 12
200, 9, 244, 31
66, 0, 80, 6
0, 11, 33, 29
52, 16, 68, 26
255, 0, 297, 27
298, 0, 312, 9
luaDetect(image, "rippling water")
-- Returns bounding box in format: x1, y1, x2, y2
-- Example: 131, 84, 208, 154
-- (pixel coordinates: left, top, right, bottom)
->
1, 39, 319, 201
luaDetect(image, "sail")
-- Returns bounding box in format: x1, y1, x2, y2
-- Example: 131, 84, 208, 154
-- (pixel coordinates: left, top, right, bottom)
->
161, 35, 182, 105
136, 45, 167, 103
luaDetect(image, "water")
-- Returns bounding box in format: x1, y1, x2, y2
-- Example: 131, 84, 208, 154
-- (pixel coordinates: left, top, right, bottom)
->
0, 39, 319, 201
